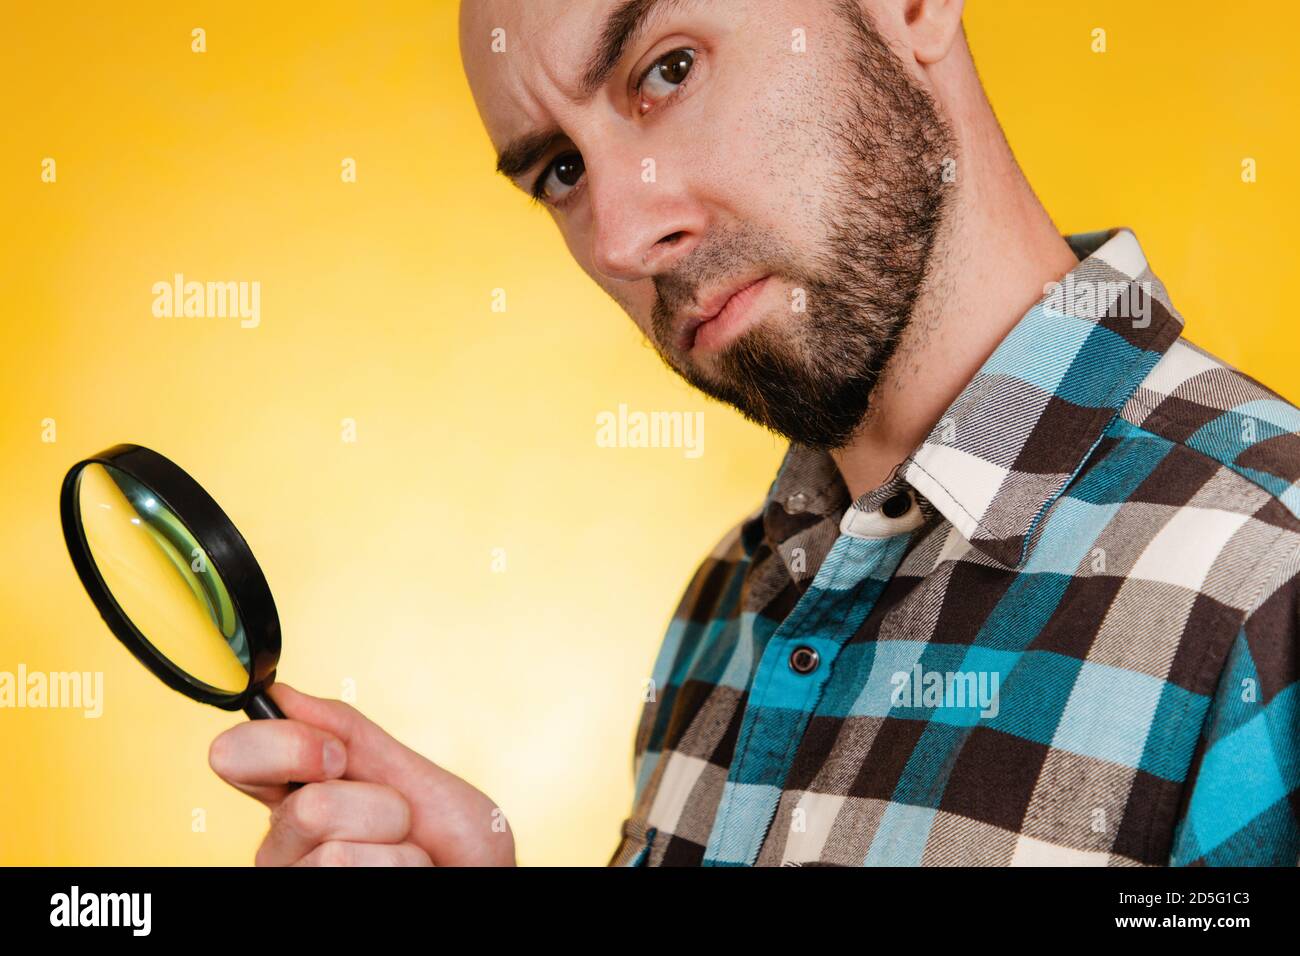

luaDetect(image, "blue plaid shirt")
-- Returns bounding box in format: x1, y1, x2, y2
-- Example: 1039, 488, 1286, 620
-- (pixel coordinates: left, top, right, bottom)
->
611, 229, 1300, 866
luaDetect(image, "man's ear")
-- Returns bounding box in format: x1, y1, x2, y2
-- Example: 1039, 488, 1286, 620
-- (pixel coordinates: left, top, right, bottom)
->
901, 0, 965, 65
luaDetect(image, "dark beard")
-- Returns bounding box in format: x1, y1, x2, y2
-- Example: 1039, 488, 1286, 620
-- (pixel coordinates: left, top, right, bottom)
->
649, 2, 953, 450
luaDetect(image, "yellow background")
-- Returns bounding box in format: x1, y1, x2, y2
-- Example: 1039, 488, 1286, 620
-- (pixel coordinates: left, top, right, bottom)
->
1, 0, 1296, 865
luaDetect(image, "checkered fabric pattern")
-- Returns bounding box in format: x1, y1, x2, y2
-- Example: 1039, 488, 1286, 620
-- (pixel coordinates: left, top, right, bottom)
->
609, 228, 1300, 867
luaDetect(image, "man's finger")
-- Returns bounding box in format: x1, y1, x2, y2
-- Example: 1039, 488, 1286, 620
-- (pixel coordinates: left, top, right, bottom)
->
256, 780, 412, 867
266, 683, 427, 785
292, 841, 433, 868
209, 716, 347, 806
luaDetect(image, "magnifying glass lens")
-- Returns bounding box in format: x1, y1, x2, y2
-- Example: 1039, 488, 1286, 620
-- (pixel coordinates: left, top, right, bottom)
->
76, 463, 251, 694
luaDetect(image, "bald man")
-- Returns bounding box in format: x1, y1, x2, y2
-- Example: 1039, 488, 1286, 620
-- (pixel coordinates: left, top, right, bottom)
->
210, 1, 1300, 867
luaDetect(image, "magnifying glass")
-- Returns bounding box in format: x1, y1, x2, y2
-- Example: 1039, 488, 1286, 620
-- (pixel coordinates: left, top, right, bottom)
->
60, 444, 286, 721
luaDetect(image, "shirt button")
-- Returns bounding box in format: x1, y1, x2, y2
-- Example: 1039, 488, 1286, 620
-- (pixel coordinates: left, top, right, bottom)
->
881, 491, 913, 519
789, 645, 820, 675
785, 492, 808, 514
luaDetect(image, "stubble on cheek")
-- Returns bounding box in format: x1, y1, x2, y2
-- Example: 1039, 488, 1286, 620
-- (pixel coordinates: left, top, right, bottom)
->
643, 18, 845, 363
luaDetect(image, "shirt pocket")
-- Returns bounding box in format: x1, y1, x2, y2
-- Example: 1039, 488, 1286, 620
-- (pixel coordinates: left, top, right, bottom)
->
608, 817, 659, 867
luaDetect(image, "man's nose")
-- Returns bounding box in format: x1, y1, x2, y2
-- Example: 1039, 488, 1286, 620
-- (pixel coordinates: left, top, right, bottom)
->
586, 151, 704, 283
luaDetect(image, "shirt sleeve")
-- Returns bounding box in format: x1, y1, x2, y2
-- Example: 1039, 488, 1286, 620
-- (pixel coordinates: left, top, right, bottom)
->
1168, 557, 1300, 865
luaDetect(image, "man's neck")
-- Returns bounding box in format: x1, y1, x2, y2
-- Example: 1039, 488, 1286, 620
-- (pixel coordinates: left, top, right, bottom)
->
830, 62, 1080, 502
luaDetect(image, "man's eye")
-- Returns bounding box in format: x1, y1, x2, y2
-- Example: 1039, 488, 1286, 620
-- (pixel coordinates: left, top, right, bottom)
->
638, 48, 695, 112
536, 151, 585, 204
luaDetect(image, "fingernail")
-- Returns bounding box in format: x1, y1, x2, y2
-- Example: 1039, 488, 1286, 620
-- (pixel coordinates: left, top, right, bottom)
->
323, 740, 346, 777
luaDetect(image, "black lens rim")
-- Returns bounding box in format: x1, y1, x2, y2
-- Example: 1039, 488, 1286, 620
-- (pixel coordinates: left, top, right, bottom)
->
59, 443, 281, 710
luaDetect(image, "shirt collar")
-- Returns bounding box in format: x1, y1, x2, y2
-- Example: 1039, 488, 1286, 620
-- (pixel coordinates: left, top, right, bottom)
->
745, 228, 1187, 570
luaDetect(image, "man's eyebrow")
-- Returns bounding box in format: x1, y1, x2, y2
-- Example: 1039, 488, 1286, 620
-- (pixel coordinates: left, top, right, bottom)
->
494, 0, 686, 183
579, 0, 684, 100
496, 127, 567, 181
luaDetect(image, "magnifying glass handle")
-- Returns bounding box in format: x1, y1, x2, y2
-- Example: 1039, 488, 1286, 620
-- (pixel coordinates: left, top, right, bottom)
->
244, 691, 286, 720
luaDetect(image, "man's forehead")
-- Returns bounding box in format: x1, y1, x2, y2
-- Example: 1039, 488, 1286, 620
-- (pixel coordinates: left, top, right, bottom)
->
459, 0, 613, 144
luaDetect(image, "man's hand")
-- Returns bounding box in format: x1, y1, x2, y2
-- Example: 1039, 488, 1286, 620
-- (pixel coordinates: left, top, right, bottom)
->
209, 683, 516, 866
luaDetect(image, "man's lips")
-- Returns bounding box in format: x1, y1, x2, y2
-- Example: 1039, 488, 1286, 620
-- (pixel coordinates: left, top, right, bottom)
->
675, 275, 772, 353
